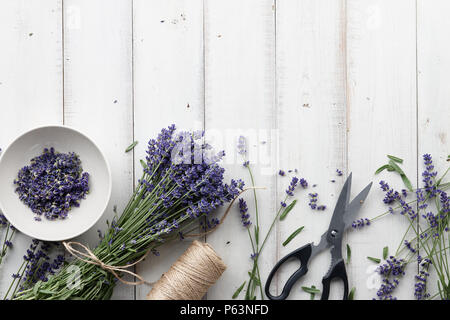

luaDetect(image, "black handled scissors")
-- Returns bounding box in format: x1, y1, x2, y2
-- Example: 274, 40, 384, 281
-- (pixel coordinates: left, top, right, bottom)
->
265, 173, 372, 300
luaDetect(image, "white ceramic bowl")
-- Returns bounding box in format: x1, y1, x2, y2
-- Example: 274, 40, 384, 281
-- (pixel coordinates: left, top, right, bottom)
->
0, 125, 112, 241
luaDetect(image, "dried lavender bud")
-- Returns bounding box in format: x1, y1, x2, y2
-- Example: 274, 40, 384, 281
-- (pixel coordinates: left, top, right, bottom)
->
14, 148, 90, 221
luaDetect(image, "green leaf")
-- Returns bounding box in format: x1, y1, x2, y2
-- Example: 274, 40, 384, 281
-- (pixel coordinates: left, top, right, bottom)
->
400, 174, 413, 192
125, 141, 138, 153
302, 286, 321, 294
140, 159, 148, 169
375, 164, 393, 175
387, 155, 404, 164
232, 281, 246, 299
346, 244, 351, 264
310, 285, 318, 300
382, 246, 389, 260
280, 200, 297, 221
282, 226, 304, 247
388, 160, 405, 175
348, 287, 356, 300
367, 256, 381, 264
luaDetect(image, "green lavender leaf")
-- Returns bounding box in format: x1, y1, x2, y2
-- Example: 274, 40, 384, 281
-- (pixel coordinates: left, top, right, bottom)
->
282, 226, 304, 247
125, 141, 138, 153
387, 155, 404, 164
279, 200, 297, 221
140, 159, 148, 169
367, 256, 381, 264
383, 246, 389, 260
389, 160, 413, 191
400, 174, 413, 192
346, 244, 351, 264
375, 164, 393, 175
348, 287, 356, 300
302, 286, 321, 294
232, 281, 246, 299
310, 285, 318, 300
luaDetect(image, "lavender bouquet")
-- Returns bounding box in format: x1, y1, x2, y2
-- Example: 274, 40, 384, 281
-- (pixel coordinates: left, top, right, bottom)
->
12, 125, 243, 300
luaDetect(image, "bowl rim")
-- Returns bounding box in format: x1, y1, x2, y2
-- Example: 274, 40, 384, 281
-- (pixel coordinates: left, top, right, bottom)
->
0, 124, 112, 241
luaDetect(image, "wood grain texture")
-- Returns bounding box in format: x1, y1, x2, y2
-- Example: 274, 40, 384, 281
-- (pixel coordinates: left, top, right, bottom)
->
0, 0, 63, 296
417, 0, 450, 298
0, 0, 449, 300
62, 0, 134, 299
275, 0, 347, 300
203, 0, 277, 300
346, 0, 417, 299
132, 0, 204, 300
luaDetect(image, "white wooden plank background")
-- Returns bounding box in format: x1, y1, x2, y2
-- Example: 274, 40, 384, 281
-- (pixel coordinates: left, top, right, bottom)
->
0, 0, 448, 300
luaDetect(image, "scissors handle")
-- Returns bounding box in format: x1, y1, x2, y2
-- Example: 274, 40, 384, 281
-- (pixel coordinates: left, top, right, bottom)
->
265, 243, 313, 300
321, 259, 349, 300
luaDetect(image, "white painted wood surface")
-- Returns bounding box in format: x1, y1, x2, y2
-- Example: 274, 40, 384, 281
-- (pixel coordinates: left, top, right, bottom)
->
0, 0, 448, 300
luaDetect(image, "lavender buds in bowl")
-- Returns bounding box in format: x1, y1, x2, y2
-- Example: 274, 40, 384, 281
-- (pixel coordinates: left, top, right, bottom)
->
14, 147, 90, 221
0, 126, 111, 241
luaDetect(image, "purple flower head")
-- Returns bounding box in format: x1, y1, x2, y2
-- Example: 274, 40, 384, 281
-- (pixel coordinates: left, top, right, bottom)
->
278, 170, 286, 177
336, 169, 343, 176
352, 218, 371, 229
286, 177, 299, 196
238, 198, 251, 228
422, 154, 438, 197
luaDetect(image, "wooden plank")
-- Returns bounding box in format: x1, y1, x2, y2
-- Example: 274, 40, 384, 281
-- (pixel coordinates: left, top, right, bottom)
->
62, 0, 134, 299
346, 0, 417, 300
0, 0, 63, 296
204, 0, 276, 300
275, 0, 347, 300
132, 0, 204, 300
417, 0, 450, 299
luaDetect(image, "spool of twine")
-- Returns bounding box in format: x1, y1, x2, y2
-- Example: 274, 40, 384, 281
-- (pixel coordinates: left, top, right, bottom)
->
146, 240, 226, 300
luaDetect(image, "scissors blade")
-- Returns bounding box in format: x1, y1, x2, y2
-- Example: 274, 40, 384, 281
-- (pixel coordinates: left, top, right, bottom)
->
326, 172, 352, 235
343, 181, 373, 229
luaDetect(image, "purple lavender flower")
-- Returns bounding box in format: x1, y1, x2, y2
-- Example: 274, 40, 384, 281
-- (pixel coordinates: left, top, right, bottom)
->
299, 178, 308, 188
13, 147, 90, 220
352, 218, 371, 229
336, 169, 343, 176
286, 177, 299, 196
375, 256, 406, 300
422, 154, 438, 198
415, 258, 431, 300
278, 170, 286, 177
238, 198, 251, 228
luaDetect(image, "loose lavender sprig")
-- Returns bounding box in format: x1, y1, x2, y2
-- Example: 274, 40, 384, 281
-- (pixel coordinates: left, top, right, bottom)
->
361, 154, 450, 300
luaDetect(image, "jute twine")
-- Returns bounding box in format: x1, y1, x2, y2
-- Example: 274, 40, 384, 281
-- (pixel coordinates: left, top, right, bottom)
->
146, 240, 226, 300
62, 187, 264, 289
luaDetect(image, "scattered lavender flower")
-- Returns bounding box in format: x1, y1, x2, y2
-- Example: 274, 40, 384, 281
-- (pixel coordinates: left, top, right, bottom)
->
336, 169, 343, 176
352, 218, 371, 229
308, 193, 318, 210
14, 147, 90, 220
286, 177, 299, 196
299, 178, 308, 188
404, 240, 416, 253
278, 170, 285, 177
